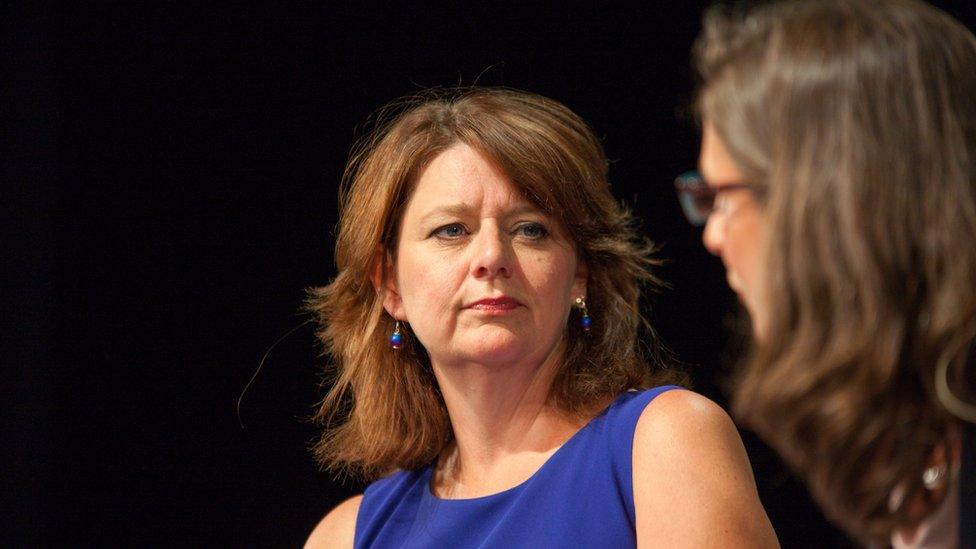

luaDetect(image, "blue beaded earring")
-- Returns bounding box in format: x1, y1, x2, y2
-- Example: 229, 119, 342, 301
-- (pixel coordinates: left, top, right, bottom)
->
390, 320, 403, 349
575, 297, 591, 332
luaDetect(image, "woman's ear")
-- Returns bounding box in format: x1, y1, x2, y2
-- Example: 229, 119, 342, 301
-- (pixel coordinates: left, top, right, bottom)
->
370, 246, 405, 320
572, 256, 588, 300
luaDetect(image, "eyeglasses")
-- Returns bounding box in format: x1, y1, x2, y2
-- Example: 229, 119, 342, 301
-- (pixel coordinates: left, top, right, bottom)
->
674, 170, 762, 226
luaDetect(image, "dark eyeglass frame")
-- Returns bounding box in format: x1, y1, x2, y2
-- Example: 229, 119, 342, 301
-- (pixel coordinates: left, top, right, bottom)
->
674, 170, 763, 227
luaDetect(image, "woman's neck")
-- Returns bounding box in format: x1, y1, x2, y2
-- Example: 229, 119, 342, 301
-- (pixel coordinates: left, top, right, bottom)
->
429, 343, 584, 498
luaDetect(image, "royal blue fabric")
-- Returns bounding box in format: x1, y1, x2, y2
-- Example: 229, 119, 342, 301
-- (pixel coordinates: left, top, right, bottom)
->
354, 385, 681, 548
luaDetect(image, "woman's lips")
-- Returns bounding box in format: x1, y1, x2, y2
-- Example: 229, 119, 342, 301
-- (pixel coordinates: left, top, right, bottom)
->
467, 297, 522, 312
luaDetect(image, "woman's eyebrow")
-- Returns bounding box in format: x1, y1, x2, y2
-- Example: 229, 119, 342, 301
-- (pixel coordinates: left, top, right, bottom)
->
418, 202, 544, 224
418, 203, 472, 224
507, 203, 544, 217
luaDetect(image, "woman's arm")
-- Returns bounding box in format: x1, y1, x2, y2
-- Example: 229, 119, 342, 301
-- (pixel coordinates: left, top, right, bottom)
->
305, 495, 362, 549
633, 390, 779, 547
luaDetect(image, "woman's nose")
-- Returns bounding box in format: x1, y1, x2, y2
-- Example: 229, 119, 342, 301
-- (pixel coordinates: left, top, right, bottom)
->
702, 215, 724, 257
471, 226, 512, 279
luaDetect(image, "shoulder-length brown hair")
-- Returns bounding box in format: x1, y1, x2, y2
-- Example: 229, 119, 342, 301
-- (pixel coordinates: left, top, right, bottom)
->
696, 0, 976, 542
309, 87, 678, 481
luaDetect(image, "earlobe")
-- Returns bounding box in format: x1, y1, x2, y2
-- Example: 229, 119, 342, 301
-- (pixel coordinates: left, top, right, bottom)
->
573, 257, 589, 298
370, 247, 405, 320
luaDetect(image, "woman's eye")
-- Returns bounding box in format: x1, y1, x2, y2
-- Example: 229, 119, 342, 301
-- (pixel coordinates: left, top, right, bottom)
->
514, 222, 549, 240
714, 192, 734, 213
433, 223, 467, 239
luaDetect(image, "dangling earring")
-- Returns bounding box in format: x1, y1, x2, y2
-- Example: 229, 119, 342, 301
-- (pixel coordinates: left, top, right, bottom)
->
390, 320, 403, 349
575, 297, 591, 332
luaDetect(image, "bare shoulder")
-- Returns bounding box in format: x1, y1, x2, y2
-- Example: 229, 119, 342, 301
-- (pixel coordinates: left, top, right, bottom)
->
636, 389, 741, 450
305, 494, 363, 549
633, 390, 749, 491
633, 389, 779, 548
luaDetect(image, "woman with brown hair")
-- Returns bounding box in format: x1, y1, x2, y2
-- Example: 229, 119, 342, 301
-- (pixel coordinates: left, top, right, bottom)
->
678, 0, 976, 545
305, 88, 777, 547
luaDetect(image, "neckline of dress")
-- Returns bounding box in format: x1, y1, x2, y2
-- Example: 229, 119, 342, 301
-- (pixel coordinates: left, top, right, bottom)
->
422, 391, 630, 503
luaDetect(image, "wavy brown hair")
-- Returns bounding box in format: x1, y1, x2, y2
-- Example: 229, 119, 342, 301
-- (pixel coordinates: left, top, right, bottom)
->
309, 88, 679, 481
696, 0, 976, 542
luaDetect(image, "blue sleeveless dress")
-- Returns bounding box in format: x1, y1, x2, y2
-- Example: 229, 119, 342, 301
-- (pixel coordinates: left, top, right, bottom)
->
354, 385, 680, 548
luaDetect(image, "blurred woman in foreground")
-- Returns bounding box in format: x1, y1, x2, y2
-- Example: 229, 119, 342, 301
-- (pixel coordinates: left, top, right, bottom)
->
678, 0, 976, 545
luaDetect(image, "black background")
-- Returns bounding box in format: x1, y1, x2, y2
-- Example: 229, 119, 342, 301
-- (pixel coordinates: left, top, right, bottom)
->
6, 2, 975, 547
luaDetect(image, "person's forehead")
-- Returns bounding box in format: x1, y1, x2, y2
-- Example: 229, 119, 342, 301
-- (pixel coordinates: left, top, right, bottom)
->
407, 145, 537, 214
699, 123, 743, 186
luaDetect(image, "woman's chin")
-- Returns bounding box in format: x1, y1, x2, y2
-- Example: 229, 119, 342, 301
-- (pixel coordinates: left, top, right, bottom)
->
739, 299, 766, 342
456, 330, 540, 366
